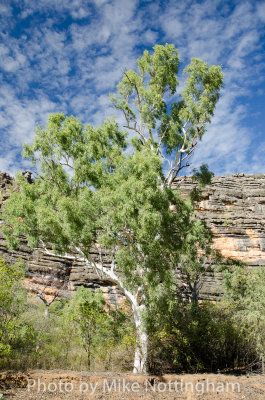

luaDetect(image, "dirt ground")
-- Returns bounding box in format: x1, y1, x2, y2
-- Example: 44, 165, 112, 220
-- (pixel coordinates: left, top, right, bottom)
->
0, 370, 265, 400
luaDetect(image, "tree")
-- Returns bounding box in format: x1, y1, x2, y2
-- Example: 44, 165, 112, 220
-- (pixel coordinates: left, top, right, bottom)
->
0, 257, 31, 356
2, 44, 223, 373
27, 266, 71, 318
64, 287, 110, 369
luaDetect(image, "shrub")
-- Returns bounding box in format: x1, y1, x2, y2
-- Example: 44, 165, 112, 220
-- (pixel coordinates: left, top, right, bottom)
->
147, 294, 256, 374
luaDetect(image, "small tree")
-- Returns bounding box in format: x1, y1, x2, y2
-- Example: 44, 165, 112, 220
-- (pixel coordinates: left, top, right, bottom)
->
0, 258, 30, 356
64, 287, 110, 369
27, 267, 70, 318
2, 44, 223, 372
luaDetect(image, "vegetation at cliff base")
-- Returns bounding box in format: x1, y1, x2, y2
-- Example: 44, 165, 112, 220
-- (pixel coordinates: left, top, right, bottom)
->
0, 257, 263, 373
0, 258, 34, 359
2, 44, 224, 373
1, 44, 264, 374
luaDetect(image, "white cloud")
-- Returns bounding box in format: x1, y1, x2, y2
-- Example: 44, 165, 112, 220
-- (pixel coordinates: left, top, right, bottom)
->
191, 89, 251, 174
21, 0, 92, 20
160, 0, 265, 174
0, 0, 145, 173
0, 0, 265, 175
0, 81, 58, 170
257, 2, 265, 22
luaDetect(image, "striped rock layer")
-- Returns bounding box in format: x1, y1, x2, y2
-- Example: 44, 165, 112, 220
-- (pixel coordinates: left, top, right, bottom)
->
1, 172, 265, 304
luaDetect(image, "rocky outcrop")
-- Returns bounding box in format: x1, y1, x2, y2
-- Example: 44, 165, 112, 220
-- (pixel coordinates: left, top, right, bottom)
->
173, 174, 265, 298
174, 174, 265, 264
1, 172, 265, 304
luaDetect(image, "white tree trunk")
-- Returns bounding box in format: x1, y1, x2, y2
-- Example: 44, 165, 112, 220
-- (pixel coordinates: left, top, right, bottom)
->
87, 256, 149, 373
44, 305, 49, 318
40, 246, 149, 373
132, 301, 148, 373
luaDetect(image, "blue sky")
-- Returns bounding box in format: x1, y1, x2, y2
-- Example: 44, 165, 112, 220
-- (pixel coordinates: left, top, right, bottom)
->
0, 0, 265, 176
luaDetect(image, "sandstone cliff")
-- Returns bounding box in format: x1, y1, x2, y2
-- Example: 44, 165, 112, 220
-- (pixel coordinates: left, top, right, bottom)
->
1, 172, 265, 304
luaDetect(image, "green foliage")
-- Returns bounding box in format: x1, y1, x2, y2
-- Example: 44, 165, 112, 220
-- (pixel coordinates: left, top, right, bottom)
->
190, 163, 214, 203
3, 115, 127, 253
64, 287, 111, 368
181, 59, 223, 129
0, 286, 135, 372
1, 44, 224, 372
223, 265, 265, 361
66, 288, 135, 370
224, 219, 233, 227
147, 295, 255, 374
192, 163, 214, 187
2, 44, 223, 291
2, 131, 214, 302
1, 255, 261, 374
0, 258, 35, 359
111, 44, 179, 133
56, 290, 135, 371
111, 45, 223, 161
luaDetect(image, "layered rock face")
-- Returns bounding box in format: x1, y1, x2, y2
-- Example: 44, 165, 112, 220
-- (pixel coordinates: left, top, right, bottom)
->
1, 172, 265, 303
174, 174, 265, 264
173, 174, 265, 298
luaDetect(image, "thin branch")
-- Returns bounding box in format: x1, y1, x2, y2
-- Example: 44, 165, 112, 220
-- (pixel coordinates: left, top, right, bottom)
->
123, 124, 146, 144
74, 246, 102, 279
60, 163, 73, 169
123, 70, 155, 143
157, 124, 170, 153
80, 209, 98, 219
124, 71, 142, 114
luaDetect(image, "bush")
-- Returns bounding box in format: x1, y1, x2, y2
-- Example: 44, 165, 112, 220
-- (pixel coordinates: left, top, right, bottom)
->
147, 294, 256, 374
2, 254, 262, 374
223, 265, 265, 370
61, 287, 135, 371
1, 282, 135, 372
0, 257, 36, 368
